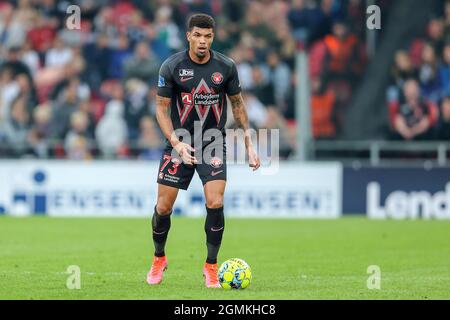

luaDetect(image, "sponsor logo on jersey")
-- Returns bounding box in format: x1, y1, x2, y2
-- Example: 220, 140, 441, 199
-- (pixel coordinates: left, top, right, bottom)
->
181, 93, 193, 104
179, 69, 194, 77
211, 72, 223, 85
194, 92, 220, 105
210, 157, 223, 168
179, 93, 194, 125
177, 78, 223, 125
180, 76, 193, 82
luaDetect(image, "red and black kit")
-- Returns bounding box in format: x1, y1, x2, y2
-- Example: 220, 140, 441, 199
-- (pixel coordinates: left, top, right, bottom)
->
156, 50, 241, 189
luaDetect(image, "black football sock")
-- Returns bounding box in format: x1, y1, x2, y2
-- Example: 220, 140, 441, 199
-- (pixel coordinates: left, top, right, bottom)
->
152, 206, 171, 257
204, 206, 225, 264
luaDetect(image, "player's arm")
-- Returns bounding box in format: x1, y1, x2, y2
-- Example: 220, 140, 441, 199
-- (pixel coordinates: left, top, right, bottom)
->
229, 93, 261, 171
155, 95, 197, 164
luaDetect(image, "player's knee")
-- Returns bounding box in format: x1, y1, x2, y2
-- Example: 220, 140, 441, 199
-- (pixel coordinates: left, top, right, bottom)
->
206, 196, 223, 209
156, 202, 173, 215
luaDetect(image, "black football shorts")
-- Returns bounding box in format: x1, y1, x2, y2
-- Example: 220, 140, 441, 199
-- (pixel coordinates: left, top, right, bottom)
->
156, 144, 227, 190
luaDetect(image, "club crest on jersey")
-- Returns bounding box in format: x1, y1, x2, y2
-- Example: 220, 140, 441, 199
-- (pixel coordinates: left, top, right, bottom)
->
210, 157, 222, 168
179, 69, 194, 77
211, 72, 223, 85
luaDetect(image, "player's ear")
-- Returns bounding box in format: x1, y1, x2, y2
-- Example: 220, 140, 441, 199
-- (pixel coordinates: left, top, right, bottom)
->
186, 31, 191, 41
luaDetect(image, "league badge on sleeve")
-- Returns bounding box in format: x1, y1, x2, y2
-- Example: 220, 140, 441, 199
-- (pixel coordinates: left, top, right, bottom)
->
158, 75, 166, 87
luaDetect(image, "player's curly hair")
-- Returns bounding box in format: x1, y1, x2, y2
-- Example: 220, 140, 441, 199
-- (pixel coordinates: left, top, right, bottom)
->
187, 13, 215, 31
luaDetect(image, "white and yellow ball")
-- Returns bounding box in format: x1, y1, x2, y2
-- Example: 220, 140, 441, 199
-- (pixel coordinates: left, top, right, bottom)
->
218, 258, 252, 289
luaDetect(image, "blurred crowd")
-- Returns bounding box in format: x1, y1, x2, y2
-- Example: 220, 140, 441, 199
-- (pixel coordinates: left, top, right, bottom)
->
0, 0, 368, 160
388, 0, 450, 141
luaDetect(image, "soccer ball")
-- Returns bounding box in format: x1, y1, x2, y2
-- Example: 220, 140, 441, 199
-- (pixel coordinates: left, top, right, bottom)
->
218, 258, 252, 289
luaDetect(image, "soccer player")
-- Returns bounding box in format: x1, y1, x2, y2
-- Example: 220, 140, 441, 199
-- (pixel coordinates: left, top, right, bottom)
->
147, 13, 260, 288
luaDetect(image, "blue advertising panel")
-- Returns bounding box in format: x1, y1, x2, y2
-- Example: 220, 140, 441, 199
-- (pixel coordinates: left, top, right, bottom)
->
343, 167, 450, 219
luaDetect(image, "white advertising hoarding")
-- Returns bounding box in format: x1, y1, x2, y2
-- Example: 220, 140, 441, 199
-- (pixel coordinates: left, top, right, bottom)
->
0, 161, 342, 218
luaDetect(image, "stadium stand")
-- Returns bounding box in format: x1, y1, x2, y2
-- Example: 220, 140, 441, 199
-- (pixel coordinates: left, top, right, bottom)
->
388, 0, 450, 141
0, 0, 369, 160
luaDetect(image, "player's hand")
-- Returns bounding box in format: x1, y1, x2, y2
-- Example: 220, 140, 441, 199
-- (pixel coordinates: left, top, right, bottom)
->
174, 142, 198, 165
247, 145, 260, 171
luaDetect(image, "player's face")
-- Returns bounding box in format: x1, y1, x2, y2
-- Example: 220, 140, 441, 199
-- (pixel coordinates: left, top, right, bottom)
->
187, 27, 214, 59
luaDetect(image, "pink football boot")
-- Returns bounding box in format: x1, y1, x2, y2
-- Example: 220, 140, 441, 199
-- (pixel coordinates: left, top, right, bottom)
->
147, 256, 168, 285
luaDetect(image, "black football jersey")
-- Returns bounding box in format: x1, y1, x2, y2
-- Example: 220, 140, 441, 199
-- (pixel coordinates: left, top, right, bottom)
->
157, 50, 241, 147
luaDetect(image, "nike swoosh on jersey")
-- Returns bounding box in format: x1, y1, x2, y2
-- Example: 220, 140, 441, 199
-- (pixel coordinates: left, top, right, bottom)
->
211, 170, 223, 176
180, 76, 193, 82
211, 226, 224, 232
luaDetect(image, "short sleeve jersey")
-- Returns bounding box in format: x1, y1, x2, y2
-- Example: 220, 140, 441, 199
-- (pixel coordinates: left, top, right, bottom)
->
157, 50, 241, 147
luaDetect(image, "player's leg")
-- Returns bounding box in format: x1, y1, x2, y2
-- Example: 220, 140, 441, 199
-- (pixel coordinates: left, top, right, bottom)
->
196, 143, 227, 287
202, 179, 226, 288
153, 183, 179, 257
148, 151, 195, 285
147, 184, 178, 285
203, 179, 226, 264
153, 151, 194, 258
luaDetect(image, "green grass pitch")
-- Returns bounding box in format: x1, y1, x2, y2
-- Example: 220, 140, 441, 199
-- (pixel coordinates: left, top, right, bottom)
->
0, 216, 449, 299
